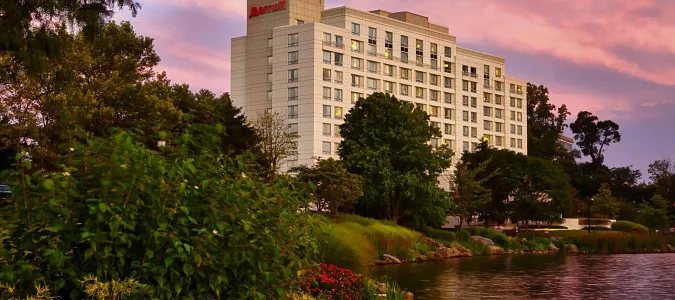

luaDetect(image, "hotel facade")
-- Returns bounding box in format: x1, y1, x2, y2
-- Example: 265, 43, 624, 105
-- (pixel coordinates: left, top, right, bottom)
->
231, 0, 528, 172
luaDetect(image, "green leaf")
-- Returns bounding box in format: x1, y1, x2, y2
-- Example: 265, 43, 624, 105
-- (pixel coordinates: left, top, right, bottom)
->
43, 178, 54, 190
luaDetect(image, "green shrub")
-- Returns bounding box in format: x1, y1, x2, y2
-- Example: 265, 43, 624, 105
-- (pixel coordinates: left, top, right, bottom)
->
525, 237, 551, 251
611, 221, 649, 234
456, 230, 471, 242
411, 242, 431, 255
314, 223, 376, 274
456, 240, 490, 256
0, 130, 318, 299
423, 227, 456, 243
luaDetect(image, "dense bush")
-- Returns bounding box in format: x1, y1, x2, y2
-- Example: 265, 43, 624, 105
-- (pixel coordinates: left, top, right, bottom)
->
611, 221, 649, 234
0, 129, 318, 299
423, 227, 456, 244
456, 230, 471, 242
301, 264, 363, 300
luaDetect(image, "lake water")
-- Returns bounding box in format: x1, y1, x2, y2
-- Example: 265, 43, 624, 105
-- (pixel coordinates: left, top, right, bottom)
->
372, 253, 675, 299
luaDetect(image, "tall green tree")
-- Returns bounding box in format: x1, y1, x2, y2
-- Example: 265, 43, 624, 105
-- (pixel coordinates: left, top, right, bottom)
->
339, 93, 453, 225
526, 83, 571, 160
451, 159, 494, 228
293, 158, 363, 216
648, 159, 675, 222
640, 194, 670, 230
570, 111, 621, 166
592, 183, 620, 219
253, 111, 299, 181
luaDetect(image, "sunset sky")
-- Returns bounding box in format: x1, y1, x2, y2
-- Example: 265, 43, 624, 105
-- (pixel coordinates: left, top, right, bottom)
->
115, 0, 675, 178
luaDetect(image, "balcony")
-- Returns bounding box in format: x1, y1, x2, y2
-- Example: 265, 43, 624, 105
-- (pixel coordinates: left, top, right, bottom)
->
470, 73, 478, 78
334, 79, 343, 84
462, 71, 470, 76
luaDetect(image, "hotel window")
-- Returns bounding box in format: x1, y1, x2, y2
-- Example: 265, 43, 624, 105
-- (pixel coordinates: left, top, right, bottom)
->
415, 71, 425, 83
334, 71, 343, 83
484, 92, 491, 103
351, 92, 361, 104
444, 123, 453, 135
334, 53, 343, 66
324, 32, 331, 42
334, 124, 340, 137
495, 67, 502, 77
335, 106, 343, 118
400, 68, 410, 80
351, 40, 362, 53
415, 87, 425, 99
517, 112, 522, 121
323, 141, 331, 154
351, 74, 362, 88
517, 139, 523, 149
510, 138, 516, 148
462, 110, 469, 121
323, 68, 331, 82
462, 65, 469, 74
384, 81, 395, 93
416, 103, 425, 111
367, 78, 378, 90
430, 74, 439, 86
445, 139, 454, 148
471, 112, 477, 123
335, 35, 344, 47
287, 159, 298, 169
462, 80, 469, 91
495, 94, 503, 105
385, 31, 393, 58
351, 23, 360, 35
401, 35, 409, 62
463, 126, 469, 137
323, 123, 331, 136
288, 123, 298, 133
367, 61, 378, 73
510, 111, 516, 120
288, 51, 298, 64
288, 69, 298, 82
288, 105, 298, 119
267, 56, 273, 66
510, 97, 516, 107
484, 65, 490, 88
444, 92, 452, 104
495, 81, 503, 91
430, 105, 439, 117
384, 64, 394, 76
444, 108, 452, 119
295, 19, 304, 25
463, 141, 469, 151
496, 136, 503, 146
517, 125, 523, 135
510, 84, 516, 93
268, 38, 273, 48
510, 124, 516, 134
471, 82, 477, 93
430, 138, 439, 149
444, 46, 451, 58
462, 96, 469, 107
471, 127, 477, 138
368, 27, 377, 51
444, 61, 452, 73
517, 85, 523, 94
471, 97, 477, 108
322, 105, 331, 118
323, 50, 331, 64
430, 43, 438, 68
430, 90, 439, 102
495, 122, 503, 132
351, 57, 362, 70
400, 84, 410, 96
288, 87, 298, 100
323, 87, 331, 100
415, 39, 424, 65
335, 88, 343, 101
444, 77, 452, 88
517, 99, 523, 108
495, 108, 503, 119
484, 120, 492, 131
484, 106, 492, 117
288, 33, 299, 47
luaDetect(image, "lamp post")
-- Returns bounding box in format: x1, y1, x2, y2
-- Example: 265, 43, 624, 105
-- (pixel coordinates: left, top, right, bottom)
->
587, 197, 594, 234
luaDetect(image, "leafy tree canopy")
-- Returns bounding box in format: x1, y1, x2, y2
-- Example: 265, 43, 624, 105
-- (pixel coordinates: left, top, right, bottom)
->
570, 111, 621, 166
293, 158, 363, 216
526, 83, 571, 161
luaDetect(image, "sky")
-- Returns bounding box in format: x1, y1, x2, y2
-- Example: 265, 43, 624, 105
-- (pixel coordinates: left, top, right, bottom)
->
114, 0, 675, 177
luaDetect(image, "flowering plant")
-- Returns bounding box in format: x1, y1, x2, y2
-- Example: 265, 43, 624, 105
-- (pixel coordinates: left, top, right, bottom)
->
301, 263, 363, 300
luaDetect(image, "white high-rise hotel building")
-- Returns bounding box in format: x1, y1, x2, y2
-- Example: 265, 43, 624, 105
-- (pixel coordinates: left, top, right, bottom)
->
231, 0, 527, 171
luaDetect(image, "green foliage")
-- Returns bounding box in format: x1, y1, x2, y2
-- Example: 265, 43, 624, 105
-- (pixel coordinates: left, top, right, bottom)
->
294, 158, 363, 216
0, 128, 318, 299
524, 237, 550, 251
339, 92, 453, 225
423, 228, 456, 244
456, 230, 471, 242
593, 183, 620, 219
80, 275, 147, 299
639, 194, 670, 230
332, 215, 422, 260
547, 231, 674, 252
570, 111, 621, 166
253, 111, 300, 181
526, 83, 572, 161
313, 223, 375, 274
451, 158, 494, 227
456, 240, 490, 256
612, 221, 649, 234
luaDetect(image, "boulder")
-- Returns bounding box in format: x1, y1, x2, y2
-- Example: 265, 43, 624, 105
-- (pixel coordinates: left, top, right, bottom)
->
382, 254, 402, 264
489, 245, 505, 255
471, 235, 495, 246
423, 238, 446, 248
409, 250, 427, 262
563, 244, 579, 253
426, 250, 445, 261
549, 243, 560, 252
437, 247, 457, 259
450, 243, 473, 257
403, 291, 414, 300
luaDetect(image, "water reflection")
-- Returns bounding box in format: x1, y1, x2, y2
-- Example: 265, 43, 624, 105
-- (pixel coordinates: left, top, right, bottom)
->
372, 254, 675, 300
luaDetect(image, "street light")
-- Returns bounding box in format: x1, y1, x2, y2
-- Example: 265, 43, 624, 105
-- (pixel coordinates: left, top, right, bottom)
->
587, 197, 594, 234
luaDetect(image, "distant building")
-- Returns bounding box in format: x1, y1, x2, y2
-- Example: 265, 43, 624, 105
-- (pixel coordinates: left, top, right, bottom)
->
558, 135, 574, 152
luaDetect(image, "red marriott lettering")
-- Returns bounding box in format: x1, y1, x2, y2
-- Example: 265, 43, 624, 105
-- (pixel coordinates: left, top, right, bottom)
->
249, 0, 287, 19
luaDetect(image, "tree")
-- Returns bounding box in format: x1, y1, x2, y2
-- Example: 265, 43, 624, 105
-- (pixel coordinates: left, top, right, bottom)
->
253, 111, 299, 181
648, 159, 675, 222
451, 159, 494, 228
294, 158, 363, 216
339, 92, 453, 225
570, 111, 621, 165
592, 183, 620, 218
1, 0, 141, 75
526, 83, 571, 160
640, 194, 670, 230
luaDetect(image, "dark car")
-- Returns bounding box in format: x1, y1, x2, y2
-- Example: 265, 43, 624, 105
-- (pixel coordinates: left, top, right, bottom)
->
0, 185, 10, 199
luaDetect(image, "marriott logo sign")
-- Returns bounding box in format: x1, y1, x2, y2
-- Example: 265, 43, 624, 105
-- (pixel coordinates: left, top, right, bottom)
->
249, 0, 287, 19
